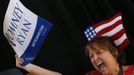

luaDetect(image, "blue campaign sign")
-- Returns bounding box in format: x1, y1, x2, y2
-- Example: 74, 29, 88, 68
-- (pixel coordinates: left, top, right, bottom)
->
21, 16, 52, 66
3, 0, 52, 66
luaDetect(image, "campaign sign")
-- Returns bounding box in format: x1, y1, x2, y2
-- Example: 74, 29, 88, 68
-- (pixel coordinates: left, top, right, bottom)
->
3, 0, 52, 66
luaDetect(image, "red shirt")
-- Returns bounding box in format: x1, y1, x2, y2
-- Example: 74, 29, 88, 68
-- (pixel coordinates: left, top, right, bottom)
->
125, 65, 134, 75
85, 65, 134, 75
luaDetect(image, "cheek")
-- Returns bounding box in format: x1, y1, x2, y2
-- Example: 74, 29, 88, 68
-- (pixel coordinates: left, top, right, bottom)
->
90, 60, 99, 70
101, 53, 116, 64
90, 58, 97, 67
90, 58, 94, 64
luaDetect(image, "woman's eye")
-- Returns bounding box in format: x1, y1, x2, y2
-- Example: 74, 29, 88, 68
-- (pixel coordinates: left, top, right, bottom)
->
96, 51, 103, 55
89, 54, 93, 58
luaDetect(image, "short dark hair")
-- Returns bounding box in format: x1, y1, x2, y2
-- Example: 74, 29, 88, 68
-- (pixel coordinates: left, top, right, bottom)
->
85, 36, 117, 56
85, 36, 126, 65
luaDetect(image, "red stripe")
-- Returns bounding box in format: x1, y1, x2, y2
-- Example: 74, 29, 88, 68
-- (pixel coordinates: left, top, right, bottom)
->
110, 29, 125, 41
118, 39, 129, 51
96, 20, 122, 35
93, 12, 121, 28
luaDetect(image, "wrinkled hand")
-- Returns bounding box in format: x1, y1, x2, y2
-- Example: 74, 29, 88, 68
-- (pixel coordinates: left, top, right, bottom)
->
15, 54, 24, 68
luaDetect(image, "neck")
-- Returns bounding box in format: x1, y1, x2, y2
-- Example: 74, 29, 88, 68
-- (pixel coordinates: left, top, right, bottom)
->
108, 63, 120, 75
112, 64, 120, 75
118, 65, 123, 75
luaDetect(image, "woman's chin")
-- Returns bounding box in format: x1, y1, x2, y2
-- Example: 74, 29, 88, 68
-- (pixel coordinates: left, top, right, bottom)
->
98, 65, 108, 75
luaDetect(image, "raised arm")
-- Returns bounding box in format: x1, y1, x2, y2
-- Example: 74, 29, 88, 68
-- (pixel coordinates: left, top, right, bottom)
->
15, 55, 62, 75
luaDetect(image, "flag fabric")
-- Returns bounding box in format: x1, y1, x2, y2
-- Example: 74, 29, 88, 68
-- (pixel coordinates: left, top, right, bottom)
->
84, 12, 129, 51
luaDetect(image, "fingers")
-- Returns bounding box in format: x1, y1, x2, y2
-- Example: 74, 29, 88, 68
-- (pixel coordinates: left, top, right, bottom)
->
15, 54, 24, 68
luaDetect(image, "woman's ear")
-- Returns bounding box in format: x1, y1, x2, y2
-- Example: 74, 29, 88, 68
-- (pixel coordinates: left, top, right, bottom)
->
115, 49, 118, 57
111, 47, 118, 58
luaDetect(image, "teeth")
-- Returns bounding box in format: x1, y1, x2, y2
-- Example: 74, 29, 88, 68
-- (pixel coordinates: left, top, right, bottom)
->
96, 61, 103, 66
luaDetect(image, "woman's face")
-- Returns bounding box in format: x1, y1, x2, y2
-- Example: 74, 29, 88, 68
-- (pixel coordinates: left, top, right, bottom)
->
88, 43, 119, 75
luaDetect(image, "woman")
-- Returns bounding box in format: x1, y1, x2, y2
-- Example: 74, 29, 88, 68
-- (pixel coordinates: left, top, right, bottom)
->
85, 36, 134, 75
15, 55, 62, 75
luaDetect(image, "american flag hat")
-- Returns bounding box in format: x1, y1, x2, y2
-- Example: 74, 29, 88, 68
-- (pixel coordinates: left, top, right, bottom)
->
84, 12, 129, 51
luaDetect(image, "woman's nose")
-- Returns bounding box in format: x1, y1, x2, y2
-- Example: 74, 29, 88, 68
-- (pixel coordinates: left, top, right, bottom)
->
93, 54, 99, 61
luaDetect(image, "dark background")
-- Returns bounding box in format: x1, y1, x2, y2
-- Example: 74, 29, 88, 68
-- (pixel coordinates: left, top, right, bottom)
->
0, 0, 134, 75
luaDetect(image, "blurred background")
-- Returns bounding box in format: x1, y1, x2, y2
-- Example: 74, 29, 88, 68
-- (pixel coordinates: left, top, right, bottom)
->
0, 0, 134, 75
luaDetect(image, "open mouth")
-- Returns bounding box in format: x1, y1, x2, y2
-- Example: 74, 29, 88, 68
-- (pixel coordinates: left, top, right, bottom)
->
96, 61, 107, 72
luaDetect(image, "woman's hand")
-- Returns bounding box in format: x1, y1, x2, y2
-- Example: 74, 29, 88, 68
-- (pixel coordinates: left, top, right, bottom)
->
15, 54, 24, 68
